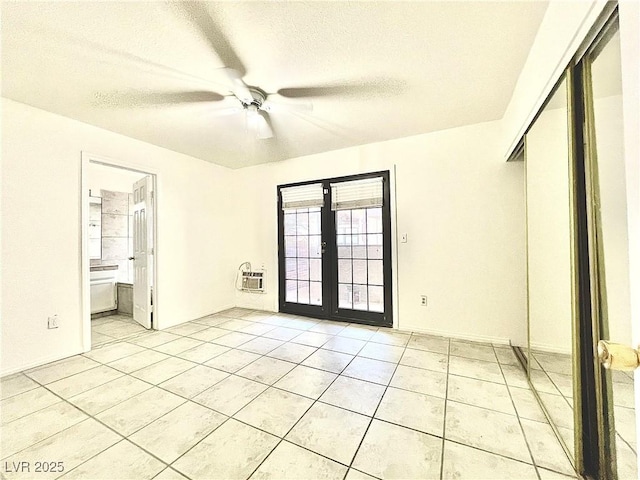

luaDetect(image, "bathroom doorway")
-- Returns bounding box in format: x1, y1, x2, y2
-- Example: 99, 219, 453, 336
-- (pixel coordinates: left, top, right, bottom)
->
81, 153, 158, 351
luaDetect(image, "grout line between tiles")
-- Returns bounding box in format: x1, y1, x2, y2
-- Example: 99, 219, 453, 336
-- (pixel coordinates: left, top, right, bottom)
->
438, 335, 451, 480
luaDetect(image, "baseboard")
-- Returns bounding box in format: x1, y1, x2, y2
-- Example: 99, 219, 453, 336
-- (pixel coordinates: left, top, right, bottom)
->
530, 342, 572, 355
401, 324, 511, 346
1, 350, 83, 378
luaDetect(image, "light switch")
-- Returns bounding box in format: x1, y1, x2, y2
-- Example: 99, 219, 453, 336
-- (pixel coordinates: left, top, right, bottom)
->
401, 233, 408, 243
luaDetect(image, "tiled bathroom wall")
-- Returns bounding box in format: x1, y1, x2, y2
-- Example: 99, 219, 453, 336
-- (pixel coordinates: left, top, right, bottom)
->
96, 189, 134, 282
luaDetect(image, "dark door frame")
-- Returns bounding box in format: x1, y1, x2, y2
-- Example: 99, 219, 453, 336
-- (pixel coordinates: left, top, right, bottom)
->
277, 170, 393, 327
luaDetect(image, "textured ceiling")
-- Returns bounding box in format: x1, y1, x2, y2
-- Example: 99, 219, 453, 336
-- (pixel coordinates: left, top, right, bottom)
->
1, 1, 548, 168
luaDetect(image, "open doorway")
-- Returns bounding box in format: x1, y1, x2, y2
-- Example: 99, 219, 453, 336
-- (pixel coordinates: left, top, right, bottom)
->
81, 153, 158, 352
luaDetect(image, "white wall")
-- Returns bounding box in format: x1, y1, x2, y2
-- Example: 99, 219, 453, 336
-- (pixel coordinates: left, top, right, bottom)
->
1, 98, 236, 375
233, 120, 527, 345
502, 0, 609, 157
526, 98, 572, 354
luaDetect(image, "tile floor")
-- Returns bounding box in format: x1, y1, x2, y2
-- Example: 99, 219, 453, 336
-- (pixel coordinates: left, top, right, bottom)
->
91, 314, 147, 347
1, 308, 579, 480
529, 349, 638, 479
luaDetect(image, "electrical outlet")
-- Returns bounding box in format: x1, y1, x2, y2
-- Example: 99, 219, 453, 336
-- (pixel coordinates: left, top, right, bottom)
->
48, 315, 59, 329
420, 295, 427, 307
401, 233, 408, 243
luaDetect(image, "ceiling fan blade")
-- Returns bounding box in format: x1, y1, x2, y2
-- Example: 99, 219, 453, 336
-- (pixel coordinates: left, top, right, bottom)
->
94, 90, 225, 107
261, 98, 313, 114
277, 79, 405, 99
178, 2, 247, 77
210, 106, 243, 117
256, 111, 274, 139
220, 67, 253, 104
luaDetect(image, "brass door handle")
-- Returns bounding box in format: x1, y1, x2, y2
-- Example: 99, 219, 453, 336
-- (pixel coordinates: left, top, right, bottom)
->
597, 340, 640, 371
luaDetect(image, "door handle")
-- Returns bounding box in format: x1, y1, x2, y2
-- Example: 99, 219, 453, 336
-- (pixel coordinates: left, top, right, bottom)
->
128, 256, 135, 261
321, 241, 327, 254
597, 340, 640, 371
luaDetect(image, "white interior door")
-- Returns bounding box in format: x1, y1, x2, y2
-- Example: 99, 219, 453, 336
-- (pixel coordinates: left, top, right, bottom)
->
132, 176, 153, 329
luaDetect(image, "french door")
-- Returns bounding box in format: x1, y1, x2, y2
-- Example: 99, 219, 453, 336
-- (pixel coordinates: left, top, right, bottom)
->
277, 171, 392, 327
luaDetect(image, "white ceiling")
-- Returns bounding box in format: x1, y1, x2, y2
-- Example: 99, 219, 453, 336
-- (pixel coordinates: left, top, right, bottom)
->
1, 1, 549, 169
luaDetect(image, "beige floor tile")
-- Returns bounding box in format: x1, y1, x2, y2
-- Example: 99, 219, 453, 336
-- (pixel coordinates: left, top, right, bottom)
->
447, 375, 515, 415
217, 318, 256, 332
615, 436, 638, 480
369, 330, 411, 347
400, 348, 448, 373
283, 318, 319, 331
448, 356, 504, 384
510, 386, 547, 422
302, 349, 354, 373
291, 331, 333, 348
176, 342, 230, 363
204, 348, 262, 373
164, 322, 209, 336
47, 365, 123, 398
450, 340, 497, 362
390, 364, 447, 397
352, 419, 442, 479
274, 365, 337, 399
193, 375, 268, 416
286, 402, 370, 465
131, 357, 197, 384
186, 326, 229, 342
68, 375, 152, 415
129, 401, 226, 463
309, 321, 348, 335
1, 373, 39, 400
153, 468, 189, 480
614, 405, 637, 448
338, 325, 377, 341
83, 342, 145, 364
250, 440, 348, 479
26, 356, 101, 385
321, 336, 367, 355
235, 387, 314, 437
238, 337, 285, 355
267, 343, 317, 363
263, 326, 307, 341
173, 419, 278, 480
239, 322, 279, 336
159, 364, 229, 398
129, 331, 182, 348
191, 315, 232, 327
521, 418, 574, 476
107, 349, 170, 373
236, 356, 297, 385
59, 440, 165, 480
494, 346, 520, 366
1, 402, 88, 459
212, 331, 258, 348
343, 357, 396, 385
537, 391, 574, 430
153, 337, 204, 355
407, 334, 450, 355
375, 387, 445, 436
442, 441, 537, 479
319, 376, 386, 416
445, 401, 530, 463
345, 469, 378, 480
2, 419, 121, 480
1, 387, 61, 425
501, 364, 530, 389
537, 468, 578, 479
358, 342, 404, 363
96, 387, 185, 436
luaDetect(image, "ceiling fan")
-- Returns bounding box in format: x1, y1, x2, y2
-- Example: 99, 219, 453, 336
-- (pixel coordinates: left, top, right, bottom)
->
98, 2, 400, 141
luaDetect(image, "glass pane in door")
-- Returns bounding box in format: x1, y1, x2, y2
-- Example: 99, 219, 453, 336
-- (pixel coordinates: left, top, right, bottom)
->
589, 25, 637, 479
284, 207, 322, 305
336, 207, 385, 312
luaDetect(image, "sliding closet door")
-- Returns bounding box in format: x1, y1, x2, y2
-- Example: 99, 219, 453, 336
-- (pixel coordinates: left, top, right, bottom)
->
278, 171, 392, 327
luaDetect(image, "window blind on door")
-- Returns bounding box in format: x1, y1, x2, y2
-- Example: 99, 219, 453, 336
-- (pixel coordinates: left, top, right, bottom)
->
280, 183, 324, 210
330, 177, 383, 211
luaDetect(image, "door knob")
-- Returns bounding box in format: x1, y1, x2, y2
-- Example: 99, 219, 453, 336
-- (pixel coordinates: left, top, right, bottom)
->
597, 340, 640, 371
